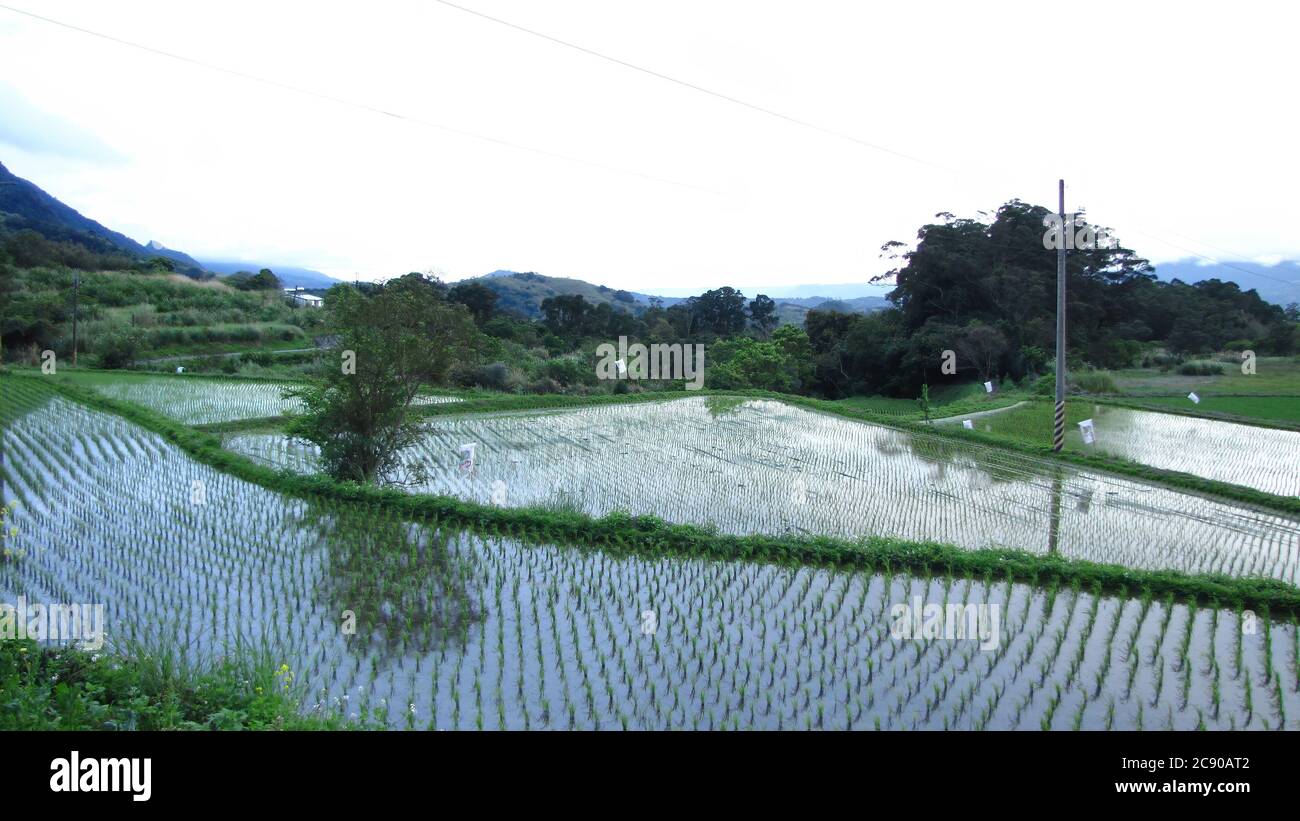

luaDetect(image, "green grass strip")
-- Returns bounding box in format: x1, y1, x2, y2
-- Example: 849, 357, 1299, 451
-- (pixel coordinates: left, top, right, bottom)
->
1079, 394, 1300, 432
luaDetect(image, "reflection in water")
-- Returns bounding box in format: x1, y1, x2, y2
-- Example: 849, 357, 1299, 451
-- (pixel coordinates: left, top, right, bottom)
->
301, 499, 482, 660
227, 397, 1300, 586
1047, 471, 1063, 556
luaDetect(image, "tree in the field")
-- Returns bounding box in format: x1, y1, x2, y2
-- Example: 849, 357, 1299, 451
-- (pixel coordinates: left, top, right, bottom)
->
0, 258, 15, 361
955, 321, 1009, 383
1258, 319, 1297, 356
252, 268, 282, 290
771, 324, 814, 390
448, 281, 499, 324
540, 294, 590, 336
285, 276, 478, 483
748, 294, 778, 337
688, 287, 748, 337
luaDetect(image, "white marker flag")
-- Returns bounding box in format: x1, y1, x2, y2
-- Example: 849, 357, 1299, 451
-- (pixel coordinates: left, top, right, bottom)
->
983, 381, 994, 393
457, 443, 477, 474
1078, 418, 1096, 445
1188, 392, 1200, 404
962, 419, 974, 429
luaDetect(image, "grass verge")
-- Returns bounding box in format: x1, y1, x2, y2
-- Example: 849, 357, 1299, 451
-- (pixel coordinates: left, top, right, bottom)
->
0, 638, 355, 730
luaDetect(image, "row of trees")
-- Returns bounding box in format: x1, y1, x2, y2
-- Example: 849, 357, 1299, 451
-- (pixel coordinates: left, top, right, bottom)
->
801, 201, 1297, 397
536, 287, 777, 343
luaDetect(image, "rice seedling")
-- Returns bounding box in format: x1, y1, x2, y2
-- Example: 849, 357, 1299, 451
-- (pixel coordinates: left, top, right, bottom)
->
54, 370, 459, 425
4, 377, 1299, 729
228, 396, 1300, 586
948, 401, 1299, 496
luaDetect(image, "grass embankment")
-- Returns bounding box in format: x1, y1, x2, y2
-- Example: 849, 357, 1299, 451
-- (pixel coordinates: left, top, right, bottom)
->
902, 399, 1299, 516
1113, 356, 1300, 397
1115, 395, 1300, 427
11, 372, 1300, 617
47, 366, 311, 387
0, 638, 353, 730
834, 380, 1024, 418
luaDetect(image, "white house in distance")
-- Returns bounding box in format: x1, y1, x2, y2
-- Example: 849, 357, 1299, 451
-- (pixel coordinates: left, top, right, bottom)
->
284, 287, 323, 308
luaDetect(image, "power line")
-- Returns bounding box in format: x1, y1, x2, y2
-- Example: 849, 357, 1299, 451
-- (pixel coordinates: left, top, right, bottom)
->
1123, 227, 1300, 287
431, 2, 1297, 290
432, 0, 953, 173
4, 2, 1294, 289
0, 3, 719, 195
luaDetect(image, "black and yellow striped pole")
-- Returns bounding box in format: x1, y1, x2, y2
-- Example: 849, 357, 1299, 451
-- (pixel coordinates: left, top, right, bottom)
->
1053, 179, 1067, 452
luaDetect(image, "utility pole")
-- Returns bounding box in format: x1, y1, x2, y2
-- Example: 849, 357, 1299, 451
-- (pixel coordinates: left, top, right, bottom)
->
1052, 179, 1067, 452
71, 271, 80, 367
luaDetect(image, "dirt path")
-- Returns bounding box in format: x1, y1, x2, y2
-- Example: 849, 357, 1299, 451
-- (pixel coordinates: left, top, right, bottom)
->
137, 347, 320, 366
928, 400, 1028, 425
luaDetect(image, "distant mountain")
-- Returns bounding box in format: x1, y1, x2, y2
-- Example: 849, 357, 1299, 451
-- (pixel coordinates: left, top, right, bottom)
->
773, 296, 891, 326
457, 269, 889, 324
1152, 258, 1300, 307
645, 282, 892, 300
0, 160, 204, 273
771, 295, 890, 311
455, 270, 655, 318
200, 259, 340, 289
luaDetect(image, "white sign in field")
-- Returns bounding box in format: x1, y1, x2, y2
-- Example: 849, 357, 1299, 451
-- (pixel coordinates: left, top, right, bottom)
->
1078, 418, 1096, 445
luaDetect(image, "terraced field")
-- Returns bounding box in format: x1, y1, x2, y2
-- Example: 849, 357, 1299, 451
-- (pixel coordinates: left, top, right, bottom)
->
3, 383, 1296, 730
228, 397, 1300, 585
1127, 395, 1300, 426
948, 401, 1300, 496
50, 371, 461, 424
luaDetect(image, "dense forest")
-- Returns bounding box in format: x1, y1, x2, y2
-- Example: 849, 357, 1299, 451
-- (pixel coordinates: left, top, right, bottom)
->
1, 197, 1295, 399
805, 200, 1298, 397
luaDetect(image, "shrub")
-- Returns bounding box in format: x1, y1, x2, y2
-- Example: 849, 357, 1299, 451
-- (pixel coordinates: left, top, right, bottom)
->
544, 357, 592, 387
1071, 369, 1118, 394
474, 362, 521, 392
97, 330, 143, 370
0, 638, 350, 730
1177, 361, 1224, 376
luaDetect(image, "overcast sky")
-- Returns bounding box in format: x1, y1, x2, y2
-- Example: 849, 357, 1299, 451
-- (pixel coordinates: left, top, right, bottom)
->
1, 0, 1297, 291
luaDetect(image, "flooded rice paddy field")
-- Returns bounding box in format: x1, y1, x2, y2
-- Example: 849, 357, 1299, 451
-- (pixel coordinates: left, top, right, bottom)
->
952, 402, 1300, 497
227, 397, 1300, 585
1, 387, 1297, 729
62, 371, 460, 424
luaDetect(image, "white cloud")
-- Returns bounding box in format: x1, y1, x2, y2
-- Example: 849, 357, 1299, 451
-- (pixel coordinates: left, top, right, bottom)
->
0, 81, 124, 162
0, 0, 1297, 290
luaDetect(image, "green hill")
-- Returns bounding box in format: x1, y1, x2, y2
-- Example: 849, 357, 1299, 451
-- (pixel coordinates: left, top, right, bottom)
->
0, 160, 204, 274
460, 270, 645, 318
